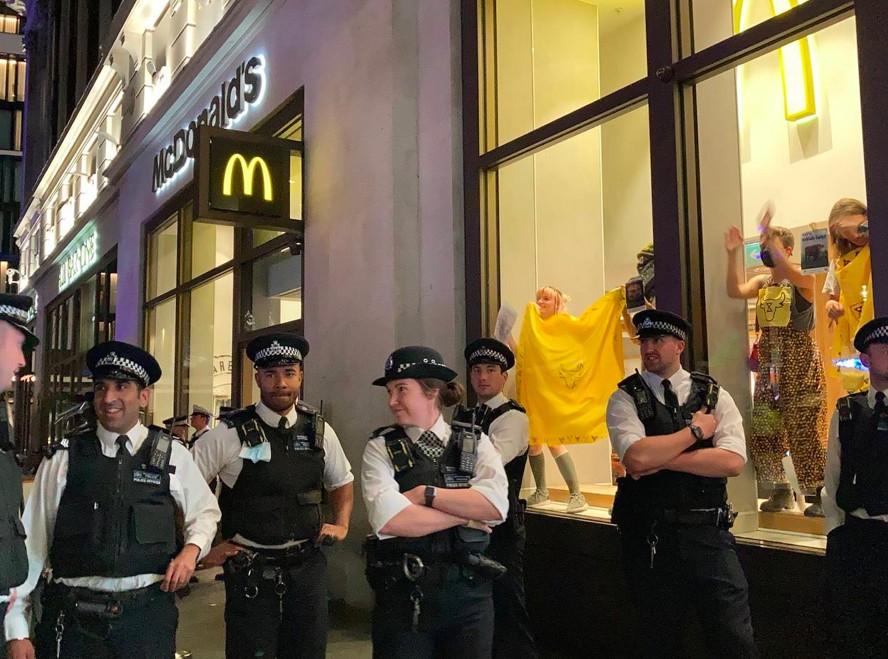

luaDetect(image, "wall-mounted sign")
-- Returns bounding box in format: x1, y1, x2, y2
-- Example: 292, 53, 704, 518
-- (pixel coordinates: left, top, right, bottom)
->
152, 54, 266, 194
58, 230, 98, 292
195, 126, 298, 231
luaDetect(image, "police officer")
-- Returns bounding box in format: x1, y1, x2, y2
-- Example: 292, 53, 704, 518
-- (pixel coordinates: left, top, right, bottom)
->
822, 317, 888, 657
606, 310, 757, 658
163, 415, 190, 447
6, 340, 221, 659
362, 346, 509, 659
0, 295, 37, 639
192, 332, 354, 659
454, 338, 538, 659
189, 405, 213, 446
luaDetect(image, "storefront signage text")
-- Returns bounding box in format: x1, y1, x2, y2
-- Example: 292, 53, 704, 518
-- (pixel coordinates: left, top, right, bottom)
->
152, 55, 266, 194
58, 230, 98, 292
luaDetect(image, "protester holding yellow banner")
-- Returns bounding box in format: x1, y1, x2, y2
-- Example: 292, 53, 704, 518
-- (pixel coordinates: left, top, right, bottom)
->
823, 199, 871, 392
506, 286, 625, 514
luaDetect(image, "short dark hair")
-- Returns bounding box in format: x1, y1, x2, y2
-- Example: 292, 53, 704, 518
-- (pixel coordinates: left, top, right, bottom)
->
762, 226, 795, 250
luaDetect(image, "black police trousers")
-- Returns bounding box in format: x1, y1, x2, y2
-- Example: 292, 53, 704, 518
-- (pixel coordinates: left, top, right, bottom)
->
224, 548, 328, 659
371, 567, 493, 659
619, 523, 758, 659
824, 516, 888, 658
487, 519, 539, 659
34, 584, 177, 659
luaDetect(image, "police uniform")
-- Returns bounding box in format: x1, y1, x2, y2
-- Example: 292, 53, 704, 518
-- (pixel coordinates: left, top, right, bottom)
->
821, 317, 888, 657
0, 295, 38, 637
163, 414, 191, 447
362, 346, 510, 659
606, 310, 757, 659
191, 333, 354, 659
189, 405, 213, 446
5, 341, 221, 658
454, 338, 539, 659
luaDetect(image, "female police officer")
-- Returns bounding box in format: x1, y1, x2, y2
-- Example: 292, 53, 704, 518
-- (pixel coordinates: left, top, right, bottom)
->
361, 346, 509, 658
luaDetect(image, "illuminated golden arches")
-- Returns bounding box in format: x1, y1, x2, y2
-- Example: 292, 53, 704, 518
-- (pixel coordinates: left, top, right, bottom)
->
222, 154, 273, 200
733, 0, 816, 122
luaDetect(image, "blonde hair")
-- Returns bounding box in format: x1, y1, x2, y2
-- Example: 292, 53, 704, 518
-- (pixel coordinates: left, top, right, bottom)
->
418, 379, 465, 409
827, 198, 868, 256
535, 286, 570, 315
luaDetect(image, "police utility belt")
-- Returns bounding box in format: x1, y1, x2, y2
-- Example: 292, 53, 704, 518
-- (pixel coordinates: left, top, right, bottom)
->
656, 505, 738, 529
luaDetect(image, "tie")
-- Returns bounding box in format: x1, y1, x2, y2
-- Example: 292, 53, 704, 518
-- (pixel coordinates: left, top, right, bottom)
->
116, 435, 129, 454
875, 392, 887, 435
278, 417, 289, 431
662, 379, 680, 410
476, 404, 490, 426
875, 391, 886, 415
415, 430, 446, 461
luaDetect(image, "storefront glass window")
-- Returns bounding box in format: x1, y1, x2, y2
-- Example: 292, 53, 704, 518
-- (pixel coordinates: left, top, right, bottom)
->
250, 247, 302, 331
482, 0, 647, 149
494, 105, 652, 518
146, 297, 177, 426
696, 17, 863, 548
77, 278, 96, 353
148, 216, 178, 298
191, 221, 234, 279
186, 272, 234, 417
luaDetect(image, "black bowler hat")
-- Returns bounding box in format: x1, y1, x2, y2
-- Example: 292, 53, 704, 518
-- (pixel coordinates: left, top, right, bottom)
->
854, 316, 888, 353
465, 338, 515, 371
163, 414, 189, 429
86, 341, 162, 387
372, 346, 458, 387
0, 293, 38, 350
246, 332, 310, 369
633, 309, 691, 342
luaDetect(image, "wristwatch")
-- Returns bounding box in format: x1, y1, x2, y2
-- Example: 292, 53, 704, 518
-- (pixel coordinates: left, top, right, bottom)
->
424, 485, 437, 508
689, 423, 704, 441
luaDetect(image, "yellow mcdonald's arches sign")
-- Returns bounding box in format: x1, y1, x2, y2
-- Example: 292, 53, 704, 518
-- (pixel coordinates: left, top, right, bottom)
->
733, 0, 816, 122
222, 154, 274, 201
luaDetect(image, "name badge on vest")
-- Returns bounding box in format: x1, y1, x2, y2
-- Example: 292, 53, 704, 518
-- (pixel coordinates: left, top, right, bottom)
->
133, 469, 162, 486
440, 465, 471, 489
291, 435, 314, 451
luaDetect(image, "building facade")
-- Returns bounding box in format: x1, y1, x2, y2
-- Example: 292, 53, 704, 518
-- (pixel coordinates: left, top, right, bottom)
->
14, 0, 888, 655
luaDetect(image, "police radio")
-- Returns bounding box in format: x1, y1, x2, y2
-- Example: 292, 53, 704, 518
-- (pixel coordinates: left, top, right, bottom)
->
451, 420, 479, 475
148, 431, 173, 472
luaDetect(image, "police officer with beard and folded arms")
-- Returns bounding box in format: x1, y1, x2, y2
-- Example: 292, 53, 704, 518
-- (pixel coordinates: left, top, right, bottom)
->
822, 317, 888, 657
453, 338, 538, 659
362, 346, 509, 659
192, 332, 354, 659
5, 340, 221, 659
0, 295, 38, 638
606, 310, 758, 659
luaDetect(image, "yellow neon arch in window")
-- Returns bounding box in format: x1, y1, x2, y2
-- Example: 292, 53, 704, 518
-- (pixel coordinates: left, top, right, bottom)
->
733, 0, 816, 122
222, 154, 274, 201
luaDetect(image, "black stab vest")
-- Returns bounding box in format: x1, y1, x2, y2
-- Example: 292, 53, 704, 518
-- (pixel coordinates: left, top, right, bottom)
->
836, 392, 888, 516
454, 400, 528, 528
612, 373, 727, 526
224, 405, 325, 545
0, 448, 27, 593
50, 428, 178, 578
373, 423, 489, 561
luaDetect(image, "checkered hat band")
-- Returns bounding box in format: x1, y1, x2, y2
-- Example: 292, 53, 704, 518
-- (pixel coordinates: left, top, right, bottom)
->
639, 319, 687, 341
255, 343, 302, 363
0, 304, 28, 323
865, 326, 888, 344
95, 353, 150, 384
469, 348, 507, 367
394, 358, 449, 374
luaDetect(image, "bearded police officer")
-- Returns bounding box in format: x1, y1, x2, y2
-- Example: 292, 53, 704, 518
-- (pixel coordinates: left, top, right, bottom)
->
822, 317, 888, 657
192, 332, 354, 659
454, 338, 538, 659
5, 340, 221, 659
362, 346, 509, 659
0, 295, 38, 638
606, 310, 757, 658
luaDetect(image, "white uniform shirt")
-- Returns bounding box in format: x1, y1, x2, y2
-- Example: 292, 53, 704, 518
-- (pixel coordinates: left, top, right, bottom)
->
606, 368, 748, 463
478, 392, 529, 465
191, 400, 354, 549
822, 385, 888, 534
5, 422, 221, 641
361, 413, 510, 540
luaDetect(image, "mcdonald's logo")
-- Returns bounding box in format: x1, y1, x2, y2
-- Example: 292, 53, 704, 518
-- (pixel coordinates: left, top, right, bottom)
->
222, 154, 274, 201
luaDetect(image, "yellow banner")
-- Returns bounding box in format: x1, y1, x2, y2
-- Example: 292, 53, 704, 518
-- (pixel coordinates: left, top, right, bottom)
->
517, 288, 625, 445
830, 246, 873, 391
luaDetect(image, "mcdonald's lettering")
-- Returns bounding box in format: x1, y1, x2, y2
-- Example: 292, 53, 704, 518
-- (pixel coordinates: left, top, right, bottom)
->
222, 154, 273, 201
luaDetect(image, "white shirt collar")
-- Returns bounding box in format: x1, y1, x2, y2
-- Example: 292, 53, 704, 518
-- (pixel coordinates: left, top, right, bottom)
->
96, 422, 149, 454
867, 384, 888, 407
480, 392, 508, 409
641, 367, 689, 390
256, 400, 298, 428
404, 413, 451, 444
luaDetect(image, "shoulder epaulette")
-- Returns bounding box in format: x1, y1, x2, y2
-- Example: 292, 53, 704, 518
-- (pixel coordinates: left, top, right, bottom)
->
370, 425, 399, 440
618, 371, 645, 391
295, 400, 319, 416
44, 436, 72, 458
221, 405, 257, 429
689, 371, 718, 386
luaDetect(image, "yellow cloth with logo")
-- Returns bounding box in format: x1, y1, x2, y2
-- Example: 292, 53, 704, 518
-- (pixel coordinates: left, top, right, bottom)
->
516, 288, 625, 446
756, 284, 792, 328
830, 246, 873, 392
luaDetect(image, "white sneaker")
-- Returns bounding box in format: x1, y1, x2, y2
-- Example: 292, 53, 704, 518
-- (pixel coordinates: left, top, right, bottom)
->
565, 493, 588, 514
526, 489, 550, 507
